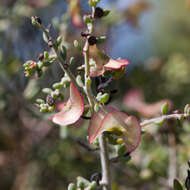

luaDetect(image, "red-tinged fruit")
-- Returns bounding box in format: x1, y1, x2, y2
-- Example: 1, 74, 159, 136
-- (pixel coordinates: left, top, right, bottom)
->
89, 107, 141, 153
88, 45, 130, 77
51, 83, 84, 126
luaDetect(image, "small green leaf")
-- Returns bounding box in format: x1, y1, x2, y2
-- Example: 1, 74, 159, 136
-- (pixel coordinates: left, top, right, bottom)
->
103, 10, 110, 17
56, 36, 62, 47
52, 82, 63, 89
94, 103, 99, 112
42, 31, 49, 43
69, 57, 75, 65
76, 75, 84, 87
44, 51, 49, 59
96, 93, 110, 104
42, 88, 52, 94
36, 98, 45, 105
161, 102, 169, 115
96, 36, 107, 44
60, 45, 67, 60
184, 104, 190, 115
116, 144, 126, 157
173, 179, 183, 190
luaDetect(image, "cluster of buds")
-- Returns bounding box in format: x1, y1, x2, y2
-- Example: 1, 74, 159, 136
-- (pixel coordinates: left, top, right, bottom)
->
23, 60, 38, 77
36, 74, 71, 113
23, 51, 56, 78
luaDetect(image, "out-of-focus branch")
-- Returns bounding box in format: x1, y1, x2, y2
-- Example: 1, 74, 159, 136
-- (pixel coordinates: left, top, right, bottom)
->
140, 113, 190, 127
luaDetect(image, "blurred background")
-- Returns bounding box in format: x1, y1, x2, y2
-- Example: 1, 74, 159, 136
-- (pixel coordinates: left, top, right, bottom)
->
0, 0, 190, 189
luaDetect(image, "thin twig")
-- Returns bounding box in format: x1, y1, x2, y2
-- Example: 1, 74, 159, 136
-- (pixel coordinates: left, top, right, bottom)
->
39, 24, 78, 87
140, 113, 190, 127
99, 134, 112, 190
68, 135, 99, 152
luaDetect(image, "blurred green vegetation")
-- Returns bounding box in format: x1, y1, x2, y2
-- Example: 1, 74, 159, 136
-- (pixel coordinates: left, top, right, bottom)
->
0, 0, 190, 190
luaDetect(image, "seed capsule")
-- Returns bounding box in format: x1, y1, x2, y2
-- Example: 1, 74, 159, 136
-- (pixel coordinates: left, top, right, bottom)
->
88, 36, 97, 46
46, 94, 55, 106
94, 7, 104, 18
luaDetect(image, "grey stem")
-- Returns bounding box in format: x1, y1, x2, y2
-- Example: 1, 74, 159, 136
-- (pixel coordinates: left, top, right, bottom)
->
99, 134, 112, 190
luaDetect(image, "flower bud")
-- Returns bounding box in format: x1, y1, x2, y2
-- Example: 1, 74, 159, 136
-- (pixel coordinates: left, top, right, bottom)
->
31, 16, 42, 28
116, 138, 124, 144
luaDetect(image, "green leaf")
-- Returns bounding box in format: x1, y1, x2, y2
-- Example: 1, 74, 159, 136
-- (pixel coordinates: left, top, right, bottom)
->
76, 75, 84, 87
60, 45, 67, 60
103, 10, 110, 17
173, 179, 183, 190
56, 36, 62, 47
43, 31, 49, 43
161, 102, 168, 114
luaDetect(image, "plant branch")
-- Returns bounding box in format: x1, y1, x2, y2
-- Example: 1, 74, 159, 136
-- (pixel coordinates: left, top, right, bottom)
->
40, 24, 78, 87
99, 134, 112, 190
82, 7, 96, 110
140, 113, 190, 127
